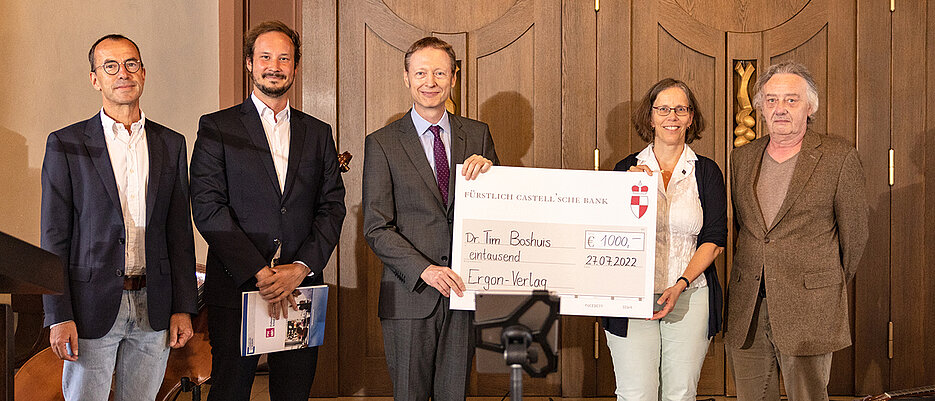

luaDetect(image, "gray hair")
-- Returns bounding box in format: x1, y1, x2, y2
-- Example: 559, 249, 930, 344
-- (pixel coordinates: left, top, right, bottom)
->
752, 61, 819, 123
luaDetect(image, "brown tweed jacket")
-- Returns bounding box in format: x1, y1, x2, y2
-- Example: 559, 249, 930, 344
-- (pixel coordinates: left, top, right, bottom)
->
726, 130, 869, 356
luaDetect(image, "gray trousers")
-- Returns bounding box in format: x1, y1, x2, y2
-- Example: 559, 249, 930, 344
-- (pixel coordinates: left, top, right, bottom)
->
381, 296, 474, 401
728, 297, 833, 401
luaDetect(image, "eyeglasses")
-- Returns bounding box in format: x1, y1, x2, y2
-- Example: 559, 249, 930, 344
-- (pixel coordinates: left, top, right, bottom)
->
652, 105, 692, 116
92, 60, 143, 75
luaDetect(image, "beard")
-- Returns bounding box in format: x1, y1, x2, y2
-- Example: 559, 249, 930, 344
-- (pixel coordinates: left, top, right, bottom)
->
251, 71, 293, 98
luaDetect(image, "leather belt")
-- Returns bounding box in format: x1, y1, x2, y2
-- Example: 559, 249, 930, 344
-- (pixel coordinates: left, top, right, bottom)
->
123, 275, 146, 291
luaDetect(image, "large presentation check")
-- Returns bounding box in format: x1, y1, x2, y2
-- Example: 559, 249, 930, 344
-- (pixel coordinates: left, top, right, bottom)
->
449, 165, 657, 318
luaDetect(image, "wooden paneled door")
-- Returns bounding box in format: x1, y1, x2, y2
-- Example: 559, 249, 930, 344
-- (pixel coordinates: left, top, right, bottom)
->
223, 0, 935, 397
334, 0, 561, 396
874, 0, 935, 392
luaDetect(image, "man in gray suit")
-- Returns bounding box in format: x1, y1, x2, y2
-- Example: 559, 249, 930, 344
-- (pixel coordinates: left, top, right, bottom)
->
363, 37, 499, 401
726, 61, 869, 400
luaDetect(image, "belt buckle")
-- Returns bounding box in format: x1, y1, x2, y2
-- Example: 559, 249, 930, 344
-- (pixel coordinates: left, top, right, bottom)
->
124, 275, 145, 291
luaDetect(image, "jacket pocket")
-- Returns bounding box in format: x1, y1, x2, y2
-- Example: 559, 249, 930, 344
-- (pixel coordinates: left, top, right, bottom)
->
159, 258, 171, 275
69, 265, 92, 282
804, 270, 842, 289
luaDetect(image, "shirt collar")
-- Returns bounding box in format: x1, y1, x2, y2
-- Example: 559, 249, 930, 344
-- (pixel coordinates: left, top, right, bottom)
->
635, 143, 698, 173
410, 107, 451, 138
251, 92, 290, 124
100, 108, 146, 140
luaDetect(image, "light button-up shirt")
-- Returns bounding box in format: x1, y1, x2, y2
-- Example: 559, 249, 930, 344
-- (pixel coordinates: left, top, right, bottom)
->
252, 93, 291, 193
101, 109, 148, 276
410, 107, 451, 179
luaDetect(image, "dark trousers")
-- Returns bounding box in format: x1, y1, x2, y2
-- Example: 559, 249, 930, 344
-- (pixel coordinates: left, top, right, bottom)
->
206, 305, 318, 401
381, 297, 474, 401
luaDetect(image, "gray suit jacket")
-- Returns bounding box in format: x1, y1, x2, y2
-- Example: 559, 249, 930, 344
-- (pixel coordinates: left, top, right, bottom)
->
726, 130, 869, 355
363, 111, 499, 319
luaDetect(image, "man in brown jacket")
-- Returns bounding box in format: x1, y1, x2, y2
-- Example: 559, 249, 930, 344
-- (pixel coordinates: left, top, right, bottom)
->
726, 61, 869, 400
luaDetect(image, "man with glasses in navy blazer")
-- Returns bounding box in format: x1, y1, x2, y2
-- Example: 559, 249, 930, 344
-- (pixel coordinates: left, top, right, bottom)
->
41, 34, 197, 401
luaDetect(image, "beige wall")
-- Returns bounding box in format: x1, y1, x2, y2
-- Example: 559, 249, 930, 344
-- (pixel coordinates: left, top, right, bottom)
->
0, 1, 219, 263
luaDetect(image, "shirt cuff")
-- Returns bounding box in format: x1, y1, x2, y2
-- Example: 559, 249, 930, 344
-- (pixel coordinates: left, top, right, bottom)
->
51, 320, 74, 328
295, 261, 314, 277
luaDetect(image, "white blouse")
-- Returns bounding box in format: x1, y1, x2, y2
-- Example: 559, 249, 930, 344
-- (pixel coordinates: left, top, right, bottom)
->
635, 144, 707, 293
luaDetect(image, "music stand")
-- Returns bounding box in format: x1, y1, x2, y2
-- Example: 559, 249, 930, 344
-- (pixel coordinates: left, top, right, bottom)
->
0, 231, 63, 401
474, 291, 560, 401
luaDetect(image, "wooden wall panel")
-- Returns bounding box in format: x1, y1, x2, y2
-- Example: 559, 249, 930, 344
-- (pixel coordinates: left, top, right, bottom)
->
928, 1, 935, 383
854, 0, 891, 395
302, 0, 339, 395
825, 0, 857, 144
476, 28, 536, 167
561, 1, 597, 172
674, 0, 809, 33
364, 30, 412, 135
596, 0, 634, 170
382, 0, 514, 34
219, 0, 246, 108
925, 0, 935, 385
657, 27, 718, 160
559, 2, 601, 397
890, 0, 931, 390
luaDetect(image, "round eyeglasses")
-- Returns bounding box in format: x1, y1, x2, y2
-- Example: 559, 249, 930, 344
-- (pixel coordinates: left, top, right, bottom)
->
92, 60, 143, 75
652, 105, 692, 116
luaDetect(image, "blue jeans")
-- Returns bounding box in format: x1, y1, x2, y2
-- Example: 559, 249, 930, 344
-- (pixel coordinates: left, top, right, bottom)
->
62, 288, 170, 401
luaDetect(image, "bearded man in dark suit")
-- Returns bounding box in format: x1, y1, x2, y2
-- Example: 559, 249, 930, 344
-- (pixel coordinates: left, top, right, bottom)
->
190, 21, 345, 401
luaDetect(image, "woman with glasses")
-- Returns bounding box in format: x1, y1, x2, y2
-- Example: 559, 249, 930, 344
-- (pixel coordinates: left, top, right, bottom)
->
601, 78, 727, 401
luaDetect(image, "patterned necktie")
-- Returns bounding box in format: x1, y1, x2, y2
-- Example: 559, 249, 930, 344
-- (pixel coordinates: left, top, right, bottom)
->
429, 125, 449, 204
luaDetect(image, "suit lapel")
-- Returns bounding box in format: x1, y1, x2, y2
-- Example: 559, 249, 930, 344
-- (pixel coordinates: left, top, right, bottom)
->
448, 113, 466, 210
397, 114, 446, 209
768, 130, 822, 231
282, 110, 305, 201
240, 100, 282, 199
84, 115, 122, 212
145, 124, 165, 226
736, 137, 769, 235
743, 140, 769, 233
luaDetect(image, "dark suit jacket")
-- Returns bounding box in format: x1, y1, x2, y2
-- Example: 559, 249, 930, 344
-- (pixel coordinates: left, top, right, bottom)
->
726, 130, 869, 355
363, 111, 499, 320
41, 114, 197, 339
190, 99, 346, 309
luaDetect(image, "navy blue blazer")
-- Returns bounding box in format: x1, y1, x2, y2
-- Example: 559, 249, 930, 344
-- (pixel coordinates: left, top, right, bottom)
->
190, 99, 346, 309
41, 114, 197, 339
602, 151, 727, 339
